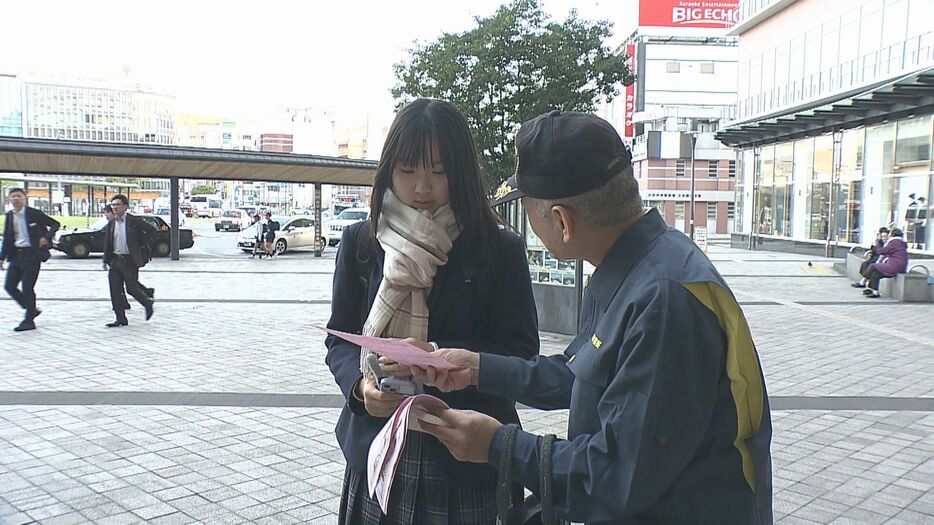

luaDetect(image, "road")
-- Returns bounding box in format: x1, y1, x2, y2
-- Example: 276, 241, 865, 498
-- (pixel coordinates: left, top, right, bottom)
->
46, 219, 337, 262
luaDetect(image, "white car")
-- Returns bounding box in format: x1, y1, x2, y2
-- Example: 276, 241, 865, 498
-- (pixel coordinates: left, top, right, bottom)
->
327, 207, 370, 246
237, 216, 327, 254
215, 209, 251, 232
154, 207, 186, 227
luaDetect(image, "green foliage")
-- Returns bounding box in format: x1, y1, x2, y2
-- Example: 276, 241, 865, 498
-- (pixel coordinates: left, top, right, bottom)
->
190, 184, 217, 195
392, 0, 634, 190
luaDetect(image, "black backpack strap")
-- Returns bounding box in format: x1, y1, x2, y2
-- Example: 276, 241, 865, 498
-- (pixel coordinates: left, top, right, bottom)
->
353, 221, 374, 325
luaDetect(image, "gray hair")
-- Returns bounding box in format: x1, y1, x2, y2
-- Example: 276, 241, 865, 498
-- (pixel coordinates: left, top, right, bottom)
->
525, 166, 643, 228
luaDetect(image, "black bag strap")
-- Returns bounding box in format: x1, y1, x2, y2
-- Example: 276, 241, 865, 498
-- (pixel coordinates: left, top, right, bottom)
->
496, 424, 520, 525
539, 434, 558, 525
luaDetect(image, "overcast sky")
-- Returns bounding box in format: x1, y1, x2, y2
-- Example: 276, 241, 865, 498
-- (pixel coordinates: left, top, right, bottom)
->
2, 0, 637, 126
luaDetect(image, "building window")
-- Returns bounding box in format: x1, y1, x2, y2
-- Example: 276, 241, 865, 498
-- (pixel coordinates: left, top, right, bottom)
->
700, 62, 715, 74
708, 161, 718, 177
675, 202, 685, 220
728, 202, 735, 219
707, 202, 718, 220
728, 160, 736, 177
666, 61, 680, 73
676, 160, 686, 176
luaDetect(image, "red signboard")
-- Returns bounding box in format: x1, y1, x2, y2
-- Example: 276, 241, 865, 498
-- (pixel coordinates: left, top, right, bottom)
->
639, 0, 739, 28
624, 44, 636, 139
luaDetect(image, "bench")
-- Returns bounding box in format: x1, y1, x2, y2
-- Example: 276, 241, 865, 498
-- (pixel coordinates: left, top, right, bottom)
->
878, 266, 934, 302
843, 250, 934, 302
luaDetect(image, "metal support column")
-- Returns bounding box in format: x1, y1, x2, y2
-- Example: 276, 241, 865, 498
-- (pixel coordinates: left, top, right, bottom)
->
314, 182, 323, 258
827, 132, 843, 258
170, 177, 180, 260
88, 186, 94, 227
749, 146, 761, 250
689, 134, 698, 240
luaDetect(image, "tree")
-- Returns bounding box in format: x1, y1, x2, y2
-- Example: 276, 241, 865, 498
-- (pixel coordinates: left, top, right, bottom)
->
392, 0, 634, 189
190, 184, 217, 195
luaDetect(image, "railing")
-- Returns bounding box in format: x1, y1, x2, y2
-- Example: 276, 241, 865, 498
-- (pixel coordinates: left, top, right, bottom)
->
737, 31, 934, 120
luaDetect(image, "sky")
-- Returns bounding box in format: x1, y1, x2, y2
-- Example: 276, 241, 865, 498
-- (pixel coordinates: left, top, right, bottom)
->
2, 0, 637, 127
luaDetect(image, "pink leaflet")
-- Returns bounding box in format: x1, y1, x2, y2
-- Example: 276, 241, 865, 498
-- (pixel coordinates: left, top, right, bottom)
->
320, 327, 463, 371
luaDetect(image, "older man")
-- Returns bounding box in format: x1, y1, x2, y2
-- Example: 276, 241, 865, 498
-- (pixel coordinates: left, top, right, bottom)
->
411, 111, 773, 525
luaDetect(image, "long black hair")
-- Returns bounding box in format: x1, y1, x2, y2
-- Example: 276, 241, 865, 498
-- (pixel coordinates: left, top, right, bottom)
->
370, 99, 499, 270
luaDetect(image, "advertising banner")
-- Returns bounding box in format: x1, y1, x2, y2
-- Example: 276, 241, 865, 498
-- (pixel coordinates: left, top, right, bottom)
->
639, 0, 739, 28
624, 43, 636, 139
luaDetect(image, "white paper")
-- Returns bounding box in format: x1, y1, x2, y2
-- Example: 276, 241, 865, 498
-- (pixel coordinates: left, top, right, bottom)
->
366, 394, 452, 513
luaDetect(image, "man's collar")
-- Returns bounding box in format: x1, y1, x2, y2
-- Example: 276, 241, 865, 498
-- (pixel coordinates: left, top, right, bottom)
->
588, 208, 667, 311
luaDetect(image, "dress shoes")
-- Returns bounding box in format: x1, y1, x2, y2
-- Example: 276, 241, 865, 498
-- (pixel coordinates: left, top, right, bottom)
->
14, 320, 36, 332
105, 320, 129, 328
144, 300, 154, 321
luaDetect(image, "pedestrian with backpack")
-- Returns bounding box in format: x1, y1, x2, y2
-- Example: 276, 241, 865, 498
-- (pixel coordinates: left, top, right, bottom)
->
325, 98, 539, 524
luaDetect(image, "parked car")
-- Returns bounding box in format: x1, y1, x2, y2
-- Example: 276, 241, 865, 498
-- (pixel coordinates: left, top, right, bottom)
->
52, 215, 195, 258
236, 216, 327, 254
215, 209, 251, 232
154, 207, 187, 228
326, 207, 370, 246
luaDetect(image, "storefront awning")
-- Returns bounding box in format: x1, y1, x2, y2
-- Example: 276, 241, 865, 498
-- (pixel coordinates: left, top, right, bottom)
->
716, 65, 934, 148
0, 137, 378, 185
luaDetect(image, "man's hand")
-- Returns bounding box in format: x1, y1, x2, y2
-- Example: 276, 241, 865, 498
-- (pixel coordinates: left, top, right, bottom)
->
411, 349, 479, 392
357, 376, 404, 418
378, 337, 433, 378
102, 263, 109, 271
38, 238, 49, 248
420, 409, 501, 463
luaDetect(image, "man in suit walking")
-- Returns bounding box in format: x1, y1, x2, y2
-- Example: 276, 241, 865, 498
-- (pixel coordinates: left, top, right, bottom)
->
104, 204, 154, 308
1, 187, 60, 331
103, 194, 155, 327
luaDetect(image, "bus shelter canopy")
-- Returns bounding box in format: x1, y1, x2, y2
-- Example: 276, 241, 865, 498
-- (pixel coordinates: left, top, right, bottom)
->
0, 137, 377, 185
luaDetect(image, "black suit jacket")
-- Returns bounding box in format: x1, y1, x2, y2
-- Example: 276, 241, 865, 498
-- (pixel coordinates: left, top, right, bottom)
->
103, 214, 156, 268
1, 207, 60, 262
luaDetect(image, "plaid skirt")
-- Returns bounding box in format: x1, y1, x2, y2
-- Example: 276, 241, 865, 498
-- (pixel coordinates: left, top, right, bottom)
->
339, 432, 498, 525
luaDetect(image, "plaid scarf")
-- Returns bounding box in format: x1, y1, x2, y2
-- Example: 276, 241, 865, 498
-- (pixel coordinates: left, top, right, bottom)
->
360, 190, 460, 376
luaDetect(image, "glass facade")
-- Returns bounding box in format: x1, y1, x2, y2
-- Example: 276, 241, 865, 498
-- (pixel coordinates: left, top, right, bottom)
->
22, 82, 174, 144
737, 0, 934, 119
735, 113, 934, 253
0, 75, 24, 137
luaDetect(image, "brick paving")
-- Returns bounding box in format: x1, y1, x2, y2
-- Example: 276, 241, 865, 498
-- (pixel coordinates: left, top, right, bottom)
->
1, 245, 932, 524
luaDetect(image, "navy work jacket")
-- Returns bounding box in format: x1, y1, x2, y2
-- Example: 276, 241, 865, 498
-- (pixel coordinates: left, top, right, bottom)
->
326, 221, 539, 484
482, 209, 773, 524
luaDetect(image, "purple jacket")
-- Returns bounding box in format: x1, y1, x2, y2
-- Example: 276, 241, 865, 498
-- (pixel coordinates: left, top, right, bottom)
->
871, 237, 909, 277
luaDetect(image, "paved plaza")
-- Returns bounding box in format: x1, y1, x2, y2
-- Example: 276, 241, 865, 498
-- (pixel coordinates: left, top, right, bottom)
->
1, 244, 933, 524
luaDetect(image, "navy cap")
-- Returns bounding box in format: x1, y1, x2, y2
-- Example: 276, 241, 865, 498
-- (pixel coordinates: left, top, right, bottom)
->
492, 110, 632, 206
